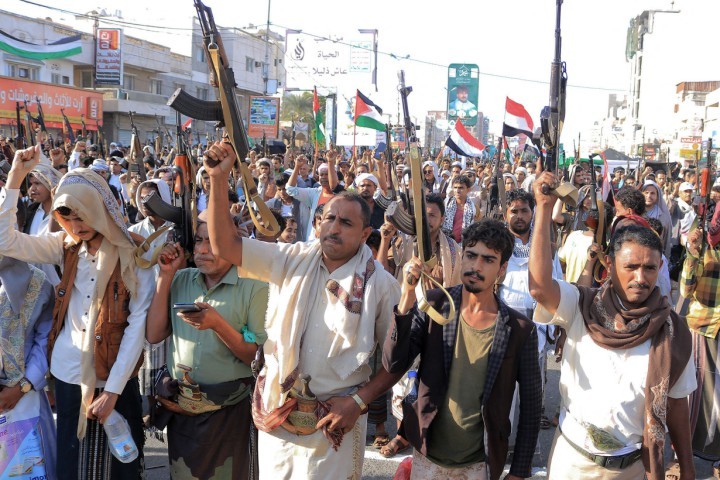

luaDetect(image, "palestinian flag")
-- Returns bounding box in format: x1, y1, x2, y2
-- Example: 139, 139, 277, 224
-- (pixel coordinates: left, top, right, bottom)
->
354, 90, 384, 131
445, 120, 485, 157
502, 97, 534, 138
0, 30, 82, 60
313, 87, 326, 145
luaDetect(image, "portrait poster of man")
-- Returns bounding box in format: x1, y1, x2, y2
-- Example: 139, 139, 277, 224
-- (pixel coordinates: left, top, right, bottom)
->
447, 63, 479, 126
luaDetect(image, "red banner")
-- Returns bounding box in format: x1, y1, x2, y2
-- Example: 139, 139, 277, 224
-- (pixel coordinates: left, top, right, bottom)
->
0, 78, 103, 130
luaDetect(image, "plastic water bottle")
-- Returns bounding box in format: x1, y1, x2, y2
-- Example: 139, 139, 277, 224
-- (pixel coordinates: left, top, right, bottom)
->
405, 370, 418, 404
103, 410, 138, 463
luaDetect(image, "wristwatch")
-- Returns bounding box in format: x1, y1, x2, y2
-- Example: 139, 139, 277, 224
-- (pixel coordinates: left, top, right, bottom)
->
19, 378, 33, 394
351, 393, 368, 414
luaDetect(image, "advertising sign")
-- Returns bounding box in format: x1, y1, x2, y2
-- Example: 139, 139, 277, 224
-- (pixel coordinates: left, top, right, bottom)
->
248, 96, 279, 138
284, 30, 377, 90
0, 78, 103, 129
447, 64, 479, 126
335, 88, 377, 147
96, 28, 123, 85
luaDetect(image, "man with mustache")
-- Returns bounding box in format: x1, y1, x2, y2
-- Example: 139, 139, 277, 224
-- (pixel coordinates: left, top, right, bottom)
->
145, 210, 268, 479
499, 189, 563, 431
529, 172, 696, 480
203, 142, 401, 479
384, 219, 541, 480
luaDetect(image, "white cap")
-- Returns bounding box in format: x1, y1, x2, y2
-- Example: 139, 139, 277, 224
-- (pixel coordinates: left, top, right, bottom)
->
679, 182, 694, 191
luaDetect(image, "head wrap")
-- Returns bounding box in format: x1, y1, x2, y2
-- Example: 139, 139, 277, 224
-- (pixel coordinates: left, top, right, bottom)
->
91, 158, 109, 172
515, 167, 528, 175
355, 172, 379, 188
30, 164, 62, 193
679, 182, 694, 192
422, 160, 438, 178
135, 178, 172, 213
502, 173, 518, 189
642, 180, 672, 236
53, 168, 138, 439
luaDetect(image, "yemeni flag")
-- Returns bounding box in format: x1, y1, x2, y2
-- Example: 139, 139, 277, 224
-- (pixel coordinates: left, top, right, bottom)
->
0, 30, 82, 60
313, 87, 326, 145
354, 90, 384, 131
181, 117, 192, 131
502, 97, 534, 138
445, 120, 485, 157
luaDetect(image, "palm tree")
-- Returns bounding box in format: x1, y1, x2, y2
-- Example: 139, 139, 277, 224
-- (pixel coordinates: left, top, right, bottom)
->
280, 92, 324, 122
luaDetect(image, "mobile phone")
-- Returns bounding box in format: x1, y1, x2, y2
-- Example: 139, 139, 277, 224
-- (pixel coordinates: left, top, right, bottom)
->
173, 303, 202, 313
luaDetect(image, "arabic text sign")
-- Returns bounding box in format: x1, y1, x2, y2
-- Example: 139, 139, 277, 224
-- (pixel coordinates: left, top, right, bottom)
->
248, 96, 279, 138
284, 30, 376, 90
96, 28, 123, 86
0, 78, 103, 128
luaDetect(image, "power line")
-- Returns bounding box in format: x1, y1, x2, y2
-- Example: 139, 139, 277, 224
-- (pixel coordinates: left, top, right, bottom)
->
270, 21, 626, 93
15, 0, 626, 93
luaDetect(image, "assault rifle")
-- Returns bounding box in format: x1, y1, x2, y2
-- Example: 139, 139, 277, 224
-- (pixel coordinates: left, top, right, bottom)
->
390, 70, 454, 326
22, 101, 36, 147
375, 123, 399, 212
485, 136, 507, 220
15, 102, 26, 150
127, 111, 146, 182
142, 111, 196, 256
587, 153, 608, 282
81, 114, 87, 141
95, 119, 107, 158
60, 109, 76, 145
167, 0, 278, 236
34, 97, 48, 141
539, 0, 577, 207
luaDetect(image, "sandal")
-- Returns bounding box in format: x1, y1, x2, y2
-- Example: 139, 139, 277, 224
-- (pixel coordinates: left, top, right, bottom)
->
665, 462, 680, 480
380, 436, 411, 458
371, 434, 391, 448
540, 415, 553, 430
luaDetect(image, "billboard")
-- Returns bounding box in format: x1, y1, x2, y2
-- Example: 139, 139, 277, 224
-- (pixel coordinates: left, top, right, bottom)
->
248, 96, 279, 138
0, 78, 103, 130
284, 30, 377, 90
335, 88, 378, 147
447, 64, 479, 126
96, 28, 123, 85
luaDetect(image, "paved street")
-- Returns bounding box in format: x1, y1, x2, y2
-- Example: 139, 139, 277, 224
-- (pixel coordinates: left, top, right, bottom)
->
144, 357, 715, 479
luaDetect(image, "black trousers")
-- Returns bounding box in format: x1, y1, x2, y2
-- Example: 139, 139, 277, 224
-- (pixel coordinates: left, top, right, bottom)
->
55, 377, 144, 480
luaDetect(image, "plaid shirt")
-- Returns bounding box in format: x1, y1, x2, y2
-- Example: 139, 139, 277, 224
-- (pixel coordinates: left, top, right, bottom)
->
680, 247, 720, 338
384, 285, 541, 479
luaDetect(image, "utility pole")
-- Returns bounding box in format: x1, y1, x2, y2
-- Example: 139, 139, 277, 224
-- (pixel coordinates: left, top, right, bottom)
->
262, 0, 271, 95
92, 12, 99, 90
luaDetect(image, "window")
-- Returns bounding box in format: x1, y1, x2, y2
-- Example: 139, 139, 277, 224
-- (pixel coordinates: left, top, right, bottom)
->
62, 75, 70, 85
173, 82, 186, 93
81, 71, 92, 88
246, 56, 254, 72
51, 73, 60, 84
8, 64, 39, 80
195, 44, 205, 63
196, 87, 208, 101
150, 79, 162, 95
123, 74, 135, 90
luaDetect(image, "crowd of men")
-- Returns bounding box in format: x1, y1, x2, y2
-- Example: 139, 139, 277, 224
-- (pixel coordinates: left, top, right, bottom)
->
0, 130, 718, 480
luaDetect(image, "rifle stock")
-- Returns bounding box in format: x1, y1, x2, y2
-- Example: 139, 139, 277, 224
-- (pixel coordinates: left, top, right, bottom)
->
128, 111, 147, 182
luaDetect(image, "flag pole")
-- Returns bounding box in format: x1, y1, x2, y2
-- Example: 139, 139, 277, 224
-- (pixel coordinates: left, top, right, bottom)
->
353, 123, 357, 158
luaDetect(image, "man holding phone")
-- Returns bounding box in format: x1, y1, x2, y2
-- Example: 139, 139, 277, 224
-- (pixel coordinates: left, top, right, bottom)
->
146, 210, 268, 479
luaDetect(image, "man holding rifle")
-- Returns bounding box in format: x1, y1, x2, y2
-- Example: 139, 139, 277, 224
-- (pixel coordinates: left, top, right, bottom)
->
204, 141, 401, 479
529, 171, 695, 480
